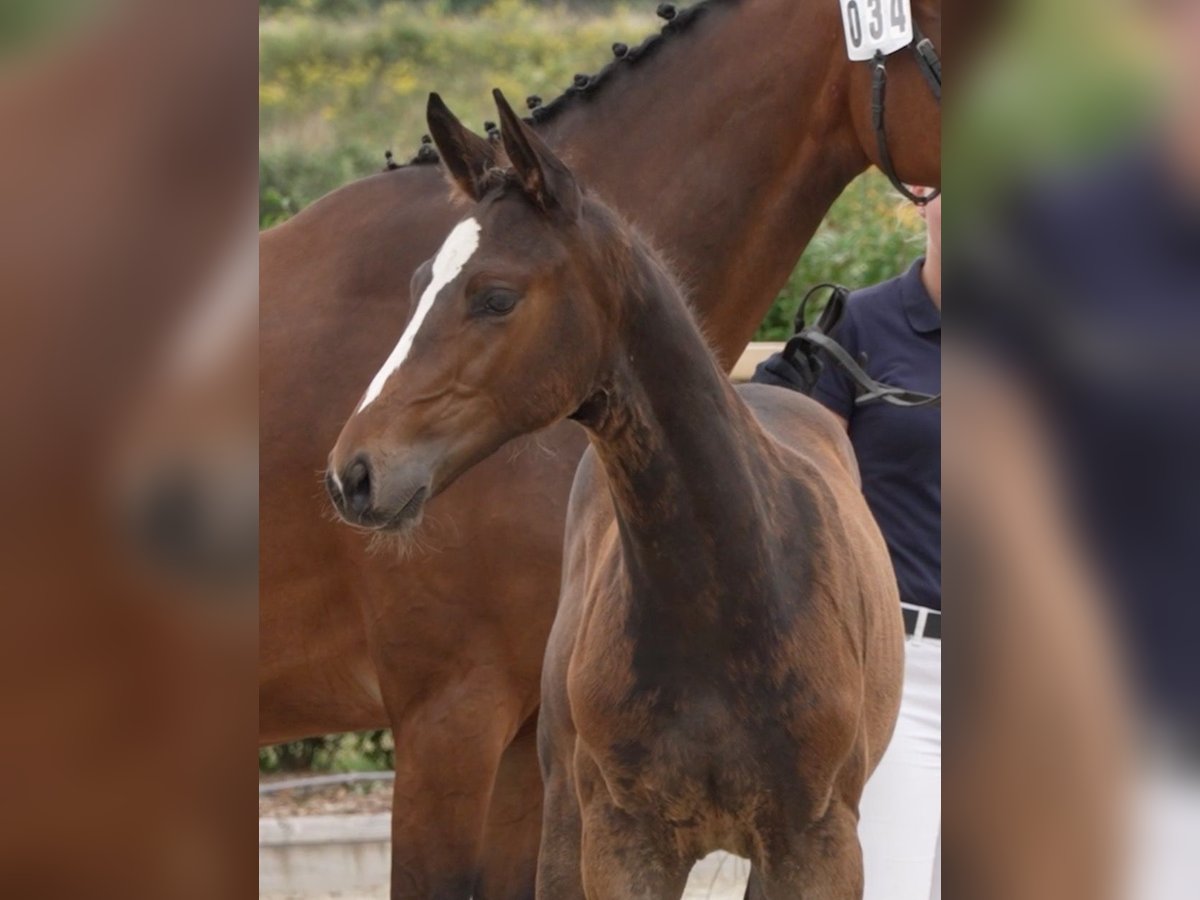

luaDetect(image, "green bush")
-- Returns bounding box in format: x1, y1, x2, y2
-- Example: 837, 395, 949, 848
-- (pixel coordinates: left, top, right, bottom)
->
260, 1, 923, 340
260, 730, 395, 773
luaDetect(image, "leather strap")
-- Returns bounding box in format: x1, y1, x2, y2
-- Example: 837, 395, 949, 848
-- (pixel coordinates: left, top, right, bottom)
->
785, 329, 942, 408
870, 21, 942, 207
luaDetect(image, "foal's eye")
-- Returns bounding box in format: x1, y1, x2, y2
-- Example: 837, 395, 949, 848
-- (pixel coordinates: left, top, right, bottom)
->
475, 288, 519, 317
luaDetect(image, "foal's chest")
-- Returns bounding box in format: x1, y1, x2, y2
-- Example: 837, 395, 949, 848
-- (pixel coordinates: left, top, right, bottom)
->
566, 593, 821, 817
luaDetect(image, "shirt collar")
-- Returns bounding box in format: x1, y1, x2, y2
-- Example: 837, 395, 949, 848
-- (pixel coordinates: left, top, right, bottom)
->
902, 257, 940, 334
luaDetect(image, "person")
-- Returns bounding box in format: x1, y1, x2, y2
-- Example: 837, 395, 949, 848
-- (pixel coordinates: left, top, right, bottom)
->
960, 10, 1200, 881
753, 190, 942, 900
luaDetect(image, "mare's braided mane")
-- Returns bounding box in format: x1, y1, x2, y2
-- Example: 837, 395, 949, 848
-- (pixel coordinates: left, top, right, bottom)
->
384, 0, 730, 171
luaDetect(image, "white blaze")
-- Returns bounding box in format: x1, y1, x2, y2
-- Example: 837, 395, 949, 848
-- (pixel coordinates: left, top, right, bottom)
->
357, 217, 482, 412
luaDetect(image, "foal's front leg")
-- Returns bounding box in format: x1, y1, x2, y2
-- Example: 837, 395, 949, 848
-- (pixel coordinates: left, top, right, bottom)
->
754, 800, 864, 900
577, 769, 690, 900
535, 749, 586, 900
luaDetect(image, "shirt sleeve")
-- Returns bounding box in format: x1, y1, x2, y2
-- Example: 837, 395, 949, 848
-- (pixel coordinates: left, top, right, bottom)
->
810, 308, 859, 421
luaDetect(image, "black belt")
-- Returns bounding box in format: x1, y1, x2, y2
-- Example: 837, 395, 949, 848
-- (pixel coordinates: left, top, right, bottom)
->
902, 605, 941, 640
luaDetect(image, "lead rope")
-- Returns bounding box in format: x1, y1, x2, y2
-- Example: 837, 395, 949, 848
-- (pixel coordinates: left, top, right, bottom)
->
792, 329, 941, 407
782, 284, 941, 408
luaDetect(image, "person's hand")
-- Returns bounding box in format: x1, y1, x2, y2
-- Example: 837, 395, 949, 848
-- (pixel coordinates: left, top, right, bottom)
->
752, 350, 817, 393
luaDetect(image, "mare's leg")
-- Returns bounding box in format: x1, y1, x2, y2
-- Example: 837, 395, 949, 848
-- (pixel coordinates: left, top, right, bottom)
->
475, 718, 544, 900
756, 801, 864, 900
386, 678, 519, 900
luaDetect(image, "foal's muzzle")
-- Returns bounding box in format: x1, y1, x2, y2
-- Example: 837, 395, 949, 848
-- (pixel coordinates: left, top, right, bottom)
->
326, 452, 432, 531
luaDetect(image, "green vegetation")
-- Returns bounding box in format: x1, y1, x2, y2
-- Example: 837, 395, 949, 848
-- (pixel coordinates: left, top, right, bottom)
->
0, 0, 97, 53
260, 729, 395, 773
260, 0, 666, 226
946, 0, 1161, 215
261, 0, 924, 342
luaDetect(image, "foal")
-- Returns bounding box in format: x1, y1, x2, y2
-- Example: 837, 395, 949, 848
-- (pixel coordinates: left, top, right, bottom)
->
328, 91, 903, 899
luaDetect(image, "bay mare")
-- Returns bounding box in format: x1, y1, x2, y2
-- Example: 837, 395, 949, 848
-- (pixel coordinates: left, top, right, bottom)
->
327, 89, 904, 898
260, 0, 940, 895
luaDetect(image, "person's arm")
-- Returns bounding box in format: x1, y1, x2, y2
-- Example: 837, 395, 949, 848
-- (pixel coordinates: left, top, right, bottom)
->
809, 309, 859, 430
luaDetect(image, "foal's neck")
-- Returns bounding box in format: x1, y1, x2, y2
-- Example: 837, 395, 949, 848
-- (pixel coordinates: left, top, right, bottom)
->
580, 251, 784, 653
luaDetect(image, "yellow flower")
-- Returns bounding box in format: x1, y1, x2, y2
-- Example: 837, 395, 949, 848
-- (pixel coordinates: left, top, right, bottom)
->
260, 82, 287, 107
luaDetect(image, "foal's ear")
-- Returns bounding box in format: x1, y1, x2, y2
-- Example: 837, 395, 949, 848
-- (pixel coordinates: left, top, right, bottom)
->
492, 88, 581, 220
427, 93, 496, 201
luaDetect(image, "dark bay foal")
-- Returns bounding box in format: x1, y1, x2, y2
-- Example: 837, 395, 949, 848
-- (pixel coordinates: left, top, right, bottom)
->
328, 91, 904, 899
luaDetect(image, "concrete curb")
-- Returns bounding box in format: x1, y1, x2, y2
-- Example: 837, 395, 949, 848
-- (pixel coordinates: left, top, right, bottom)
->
260, 812, 750, 897
260, 814, 391, 894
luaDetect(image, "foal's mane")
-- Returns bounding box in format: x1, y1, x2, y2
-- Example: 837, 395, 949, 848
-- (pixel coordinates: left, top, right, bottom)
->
391, 0, 732, 170
582, 192, 726, 363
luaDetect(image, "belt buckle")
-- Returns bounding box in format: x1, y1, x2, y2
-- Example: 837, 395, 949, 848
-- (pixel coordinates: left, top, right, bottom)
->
902, 603, 935, 641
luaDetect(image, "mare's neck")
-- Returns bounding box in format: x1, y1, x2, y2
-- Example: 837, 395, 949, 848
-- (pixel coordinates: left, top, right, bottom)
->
539, 0, 868, 369
579, 252, 784, 656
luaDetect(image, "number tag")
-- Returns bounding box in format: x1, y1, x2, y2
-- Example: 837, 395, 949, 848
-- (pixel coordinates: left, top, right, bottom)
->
839, 0, 913, 62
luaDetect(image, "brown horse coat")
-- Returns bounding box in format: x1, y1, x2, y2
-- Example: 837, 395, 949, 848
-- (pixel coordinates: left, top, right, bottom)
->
542, 384, 902, 898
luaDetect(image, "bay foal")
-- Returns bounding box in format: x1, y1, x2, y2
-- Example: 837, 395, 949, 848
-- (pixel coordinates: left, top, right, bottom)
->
329, 91, 903, 898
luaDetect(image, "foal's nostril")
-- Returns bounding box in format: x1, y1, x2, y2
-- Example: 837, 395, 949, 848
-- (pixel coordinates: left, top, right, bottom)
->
341, 457, 373, 518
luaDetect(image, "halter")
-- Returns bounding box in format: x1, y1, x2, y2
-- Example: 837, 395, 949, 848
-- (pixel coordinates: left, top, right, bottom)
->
870, 21, 942, 206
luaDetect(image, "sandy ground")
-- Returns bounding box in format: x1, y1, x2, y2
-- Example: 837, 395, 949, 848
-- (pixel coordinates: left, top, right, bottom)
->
260, 849, 751, 899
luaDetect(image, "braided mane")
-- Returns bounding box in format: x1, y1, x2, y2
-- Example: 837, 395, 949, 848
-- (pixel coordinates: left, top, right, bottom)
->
386, 0, 729, 170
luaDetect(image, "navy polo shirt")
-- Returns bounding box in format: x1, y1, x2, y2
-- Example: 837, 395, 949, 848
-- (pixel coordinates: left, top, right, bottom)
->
755, 260, 941, 610
965, 142, 1200, 734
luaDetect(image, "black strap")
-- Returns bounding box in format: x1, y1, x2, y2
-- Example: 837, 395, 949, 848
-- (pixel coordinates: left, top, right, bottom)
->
870, 22, 942, 207
777, 283, 940, 408
911, 21, 942, 101
789, 329, 941, 407
793, 282, 848, 336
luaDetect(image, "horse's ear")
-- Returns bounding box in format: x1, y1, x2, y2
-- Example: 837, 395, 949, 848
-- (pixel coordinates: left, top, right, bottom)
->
492, 88, 581, 219
427, 93, 495, 201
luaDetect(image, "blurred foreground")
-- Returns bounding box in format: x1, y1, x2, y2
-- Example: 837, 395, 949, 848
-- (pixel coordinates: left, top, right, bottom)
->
947, 0, 1200, 897
0, 0, 256, 896
1, 0, 1198, 896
